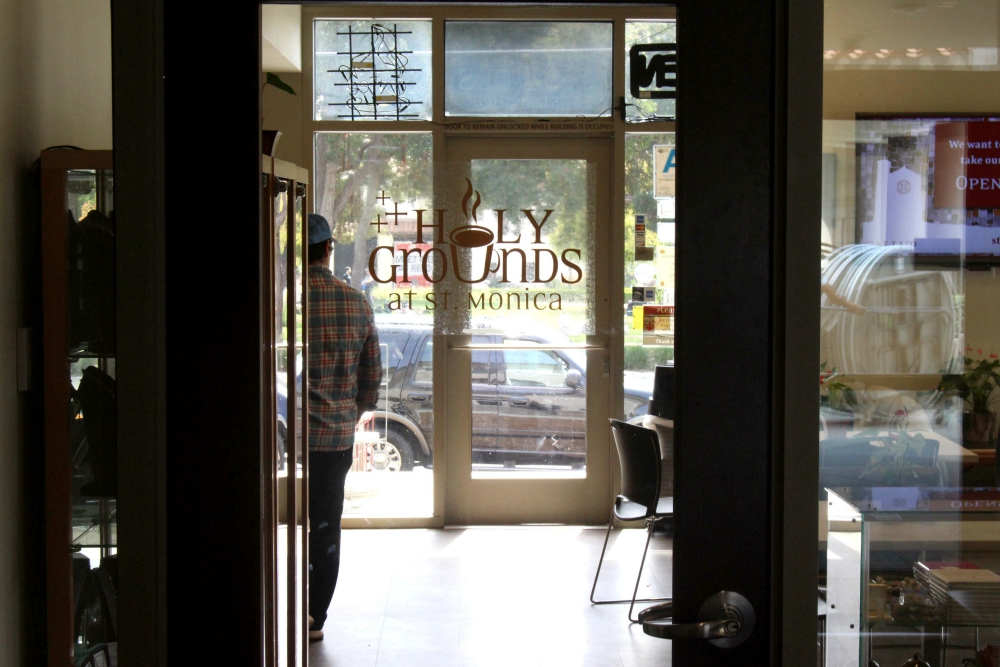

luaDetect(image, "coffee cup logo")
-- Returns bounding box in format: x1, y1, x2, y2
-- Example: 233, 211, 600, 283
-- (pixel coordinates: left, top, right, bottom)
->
449, 180, 495, 248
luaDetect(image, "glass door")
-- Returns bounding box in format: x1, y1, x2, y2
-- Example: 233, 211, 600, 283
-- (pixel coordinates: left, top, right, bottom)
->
442, 136, 613, 525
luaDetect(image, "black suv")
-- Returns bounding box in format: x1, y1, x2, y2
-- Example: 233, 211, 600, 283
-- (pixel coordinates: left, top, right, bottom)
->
372, 322, 654, 471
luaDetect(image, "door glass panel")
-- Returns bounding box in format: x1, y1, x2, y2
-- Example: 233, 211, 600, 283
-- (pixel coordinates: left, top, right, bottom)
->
820, 2, 1000, 665
455, 158, 594, 478
273, 181, 291, 667
293, 188, 305, 468
314, 132, 435, 517
275, 184, 290, 476
313, 20, 433, 121
445, 22, 613, 117
623, 134, 675, 419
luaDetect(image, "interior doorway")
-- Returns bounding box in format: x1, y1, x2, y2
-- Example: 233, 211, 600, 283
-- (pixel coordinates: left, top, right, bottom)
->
298, 6, 677, 532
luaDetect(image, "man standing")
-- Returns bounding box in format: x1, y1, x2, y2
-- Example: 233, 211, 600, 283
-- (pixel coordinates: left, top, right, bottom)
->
306, 214, 381, 641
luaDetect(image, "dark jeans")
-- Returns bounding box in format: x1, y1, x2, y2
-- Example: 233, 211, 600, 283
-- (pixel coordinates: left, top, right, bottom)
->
308, 449, 353, 630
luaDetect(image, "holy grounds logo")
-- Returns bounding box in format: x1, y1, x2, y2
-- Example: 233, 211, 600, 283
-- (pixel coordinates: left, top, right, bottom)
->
367, 179, 584, 312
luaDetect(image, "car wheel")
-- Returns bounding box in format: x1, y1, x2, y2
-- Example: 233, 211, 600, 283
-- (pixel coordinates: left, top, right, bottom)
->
369, 427, 415, 472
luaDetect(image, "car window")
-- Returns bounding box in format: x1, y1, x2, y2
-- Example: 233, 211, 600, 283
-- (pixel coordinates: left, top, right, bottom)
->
377, 331, 410, 379
504, 349, 568, 388
414, 339, 433, 383
471, 339, 489, 384
414, 336, 490, 384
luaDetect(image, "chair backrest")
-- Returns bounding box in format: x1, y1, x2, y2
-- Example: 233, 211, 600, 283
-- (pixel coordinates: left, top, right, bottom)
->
610, 419, 662, 519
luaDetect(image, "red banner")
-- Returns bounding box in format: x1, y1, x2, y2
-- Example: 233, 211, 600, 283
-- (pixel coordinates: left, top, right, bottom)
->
934, 122, 1000, 209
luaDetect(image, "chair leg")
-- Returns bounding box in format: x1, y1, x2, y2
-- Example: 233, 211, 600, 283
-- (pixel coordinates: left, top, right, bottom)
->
591, 516, 671, 612
628, 519, 668, 623
590, 517, 615, 604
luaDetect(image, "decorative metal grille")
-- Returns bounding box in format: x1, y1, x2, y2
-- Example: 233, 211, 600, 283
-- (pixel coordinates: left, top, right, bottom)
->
330, 23, 424, 120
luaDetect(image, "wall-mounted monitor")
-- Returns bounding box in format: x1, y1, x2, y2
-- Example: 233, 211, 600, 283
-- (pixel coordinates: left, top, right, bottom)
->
855, 113, 1000, 269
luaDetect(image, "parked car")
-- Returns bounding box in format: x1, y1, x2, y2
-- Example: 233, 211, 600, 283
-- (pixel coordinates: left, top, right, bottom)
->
278, 322, 655, 472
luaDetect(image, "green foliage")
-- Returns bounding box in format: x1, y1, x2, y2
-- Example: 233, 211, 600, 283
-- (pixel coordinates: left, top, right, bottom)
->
315, 133, 433, 244
650, 347, 674, 365
624, 345, 673, 370
624, 345, 648, 370
265, 72, 296, 96
820, 361, 859, 412
938, 353, 1000, 414
468, 159, 590, 253
856, 429, 930, 486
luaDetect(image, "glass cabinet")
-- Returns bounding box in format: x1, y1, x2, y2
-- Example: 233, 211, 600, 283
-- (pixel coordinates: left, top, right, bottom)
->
41, 149, 118, 667
826, 487, 1000, 667
263, 155, 309, 667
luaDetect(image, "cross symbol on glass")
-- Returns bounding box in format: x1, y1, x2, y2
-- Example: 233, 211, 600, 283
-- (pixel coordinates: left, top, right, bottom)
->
376, 190, 391, 205
385, 201, 409, 226
370, 214, 388, 233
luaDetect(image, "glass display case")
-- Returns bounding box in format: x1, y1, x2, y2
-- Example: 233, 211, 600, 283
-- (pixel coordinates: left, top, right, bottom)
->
262, 155, 309, 667
41, 149, 118, 667
826, 487, 1000, 667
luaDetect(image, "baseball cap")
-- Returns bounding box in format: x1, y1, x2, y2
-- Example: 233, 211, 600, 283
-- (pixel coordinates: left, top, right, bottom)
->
308, 214, 333, 245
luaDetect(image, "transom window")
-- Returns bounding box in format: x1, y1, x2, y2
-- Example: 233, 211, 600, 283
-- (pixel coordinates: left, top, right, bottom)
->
311, 15, 676, 121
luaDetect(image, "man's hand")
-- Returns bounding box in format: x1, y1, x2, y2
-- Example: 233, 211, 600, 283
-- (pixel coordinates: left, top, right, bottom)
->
357, 411, 375, 429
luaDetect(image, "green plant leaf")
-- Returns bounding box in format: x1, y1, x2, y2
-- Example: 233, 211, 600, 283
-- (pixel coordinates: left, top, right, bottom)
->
870, 449, 890, 463
266, 72, 297, 96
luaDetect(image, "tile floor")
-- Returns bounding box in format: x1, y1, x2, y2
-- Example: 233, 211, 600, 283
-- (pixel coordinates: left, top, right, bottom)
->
309, 526, 673, 667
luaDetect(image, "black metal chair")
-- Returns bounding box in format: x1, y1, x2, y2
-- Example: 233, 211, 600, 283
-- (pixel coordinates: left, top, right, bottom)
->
590, 419, 673, 622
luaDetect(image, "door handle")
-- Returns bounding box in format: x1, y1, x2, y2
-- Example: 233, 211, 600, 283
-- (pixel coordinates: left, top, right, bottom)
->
641, 591, 755, 649
508, 397, 530, 406
407, 393, 429, 402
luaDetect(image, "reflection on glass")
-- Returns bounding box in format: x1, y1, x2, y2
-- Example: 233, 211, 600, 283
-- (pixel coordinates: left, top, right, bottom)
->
315, 132, 435, 517
823, 2, 999, 72
314, 20, 433, 121
294, 188, 304, 464
445, 22, 613, 117
820, 3, 1000, 663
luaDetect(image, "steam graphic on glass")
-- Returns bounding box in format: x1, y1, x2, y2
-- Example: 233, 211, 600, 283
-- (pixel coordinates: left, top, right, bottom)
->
449, 179, 495, 248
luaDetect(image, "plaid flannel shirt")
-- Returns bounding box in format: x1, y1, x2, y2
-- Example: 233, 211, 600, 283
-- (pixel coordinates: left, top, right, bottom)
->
308, 264, 382, 452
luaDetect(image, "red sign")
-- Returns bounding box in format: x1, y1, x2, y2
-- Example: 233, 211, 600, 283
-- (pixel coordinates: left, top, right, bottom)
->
934, 121, 1000, 209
